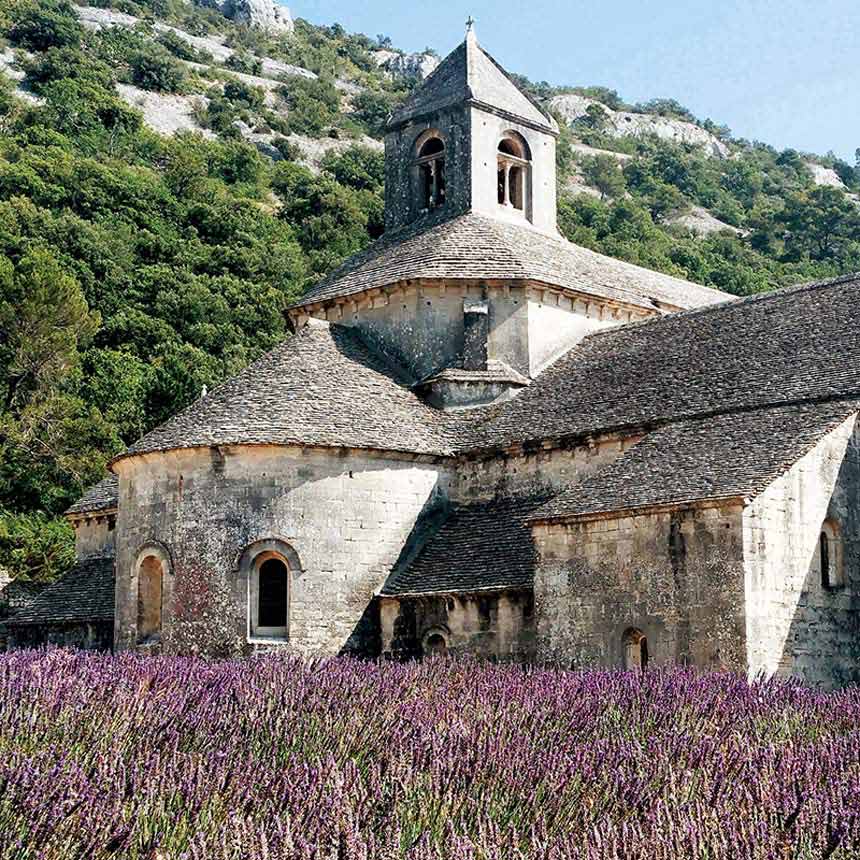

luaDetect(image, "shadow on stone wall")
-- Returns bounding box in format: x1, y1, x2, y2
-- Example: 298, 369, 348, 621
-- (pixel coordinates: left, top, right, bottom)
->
777, 445, 860, 688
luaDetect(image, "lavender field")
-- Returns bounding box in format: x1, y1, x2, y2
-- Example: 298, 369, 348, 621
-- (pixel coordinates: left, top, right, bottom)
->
1, 651, 859, 859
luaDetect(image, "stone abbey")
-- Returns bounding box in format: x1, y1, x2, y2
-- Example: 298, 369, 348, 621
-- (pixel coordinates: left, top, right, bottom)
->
8, 27, 860, 687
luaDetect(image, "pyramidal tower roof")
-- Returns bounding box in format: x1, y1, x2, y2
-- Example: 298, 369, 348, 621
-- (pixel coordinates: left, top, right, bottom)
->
388, 25, 558, 133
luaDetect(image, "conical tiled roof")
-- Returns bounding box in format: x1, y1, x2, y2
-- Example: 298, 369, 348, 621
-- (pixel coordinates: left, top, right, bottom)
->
389, 30, 557, 133
111, 321, 461, 463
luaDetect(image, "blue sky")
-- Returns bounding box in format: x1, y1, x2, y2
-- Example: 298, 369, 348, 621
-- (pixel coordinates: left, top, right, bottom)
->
290, 0, 860, 161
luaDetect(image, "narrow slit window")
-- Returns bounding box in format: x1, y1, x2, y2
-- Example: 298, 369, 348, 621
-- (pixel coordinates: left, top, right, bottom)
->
819, 521, 843, 590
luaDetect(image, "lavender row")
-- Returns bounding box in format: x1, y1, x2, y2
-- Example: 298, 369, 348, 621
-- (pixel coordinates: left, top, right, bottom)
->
0, 650, 859, 858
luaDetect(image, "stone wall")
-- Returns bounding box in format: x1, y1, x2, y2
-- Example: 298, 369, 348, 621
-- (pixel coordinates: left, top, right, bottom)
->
318, 280, 640, 384
380, 590, 534, 660
71, 513, 116, 560
374, 435, 637, 662
455, 434, 638, 505
385, 111, 472, 232
331, 281, 481, 381
8, 621, 112, 651
469, 106, 557, 234
744, 415, 860, 687
305, 279, 657, 386
526, 287, 649, 375
0, 578, 44, 651
112, 445, 455, 656
532, 503, 747, 670
384, 103, 556, 235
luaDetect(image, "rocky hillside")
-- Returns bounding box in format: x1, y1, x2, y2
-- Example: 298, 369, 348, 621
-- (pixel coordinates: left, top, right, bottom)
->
1, 0, 860, 580
550, 93, 730, 158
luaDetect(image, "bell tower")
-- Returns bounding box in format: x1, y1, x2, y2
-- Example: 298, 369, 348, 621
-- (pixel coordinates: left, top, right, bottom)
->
383, 23, 559, 234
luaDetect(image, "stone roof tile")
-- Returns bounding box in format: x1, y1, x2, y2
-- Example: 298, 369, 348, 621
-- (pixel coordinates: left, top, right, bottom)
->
474, 274, 860, 450
294, 212, 731, 312
65, 475, 119, 516
532, 401, 860, 521
389, 33, 556, 132
114, 321, 458, 463
380, 494, 551, 595
7, 556, 115, 626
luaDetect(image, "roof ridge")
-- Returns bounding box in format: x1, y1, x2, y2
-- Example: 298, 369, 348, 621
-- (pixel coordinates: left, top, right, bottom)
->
580, 270, 860, 345
566, 391, 860, 450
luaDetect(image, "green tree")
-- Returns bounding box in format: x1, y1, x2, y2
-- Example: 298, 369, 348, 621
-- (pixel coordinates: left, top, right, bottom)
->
0, 249, 99, 413
0, 250, 118, 512
8, 0, 83, 51
0, 509, 76, 582
778, 186, 860, 261
351, 90, 396, 137
583, 102, 608, 130
272, 161, 374, 277
581, 155, 626, 200
321, 145, 384, 192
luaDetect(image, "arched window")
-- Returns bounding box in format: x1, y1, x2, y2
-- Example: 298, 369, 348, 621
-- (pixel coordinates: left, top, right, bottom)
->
137, 555, 164, 645
416, 135, 446, 211
257, 558, 288, 629
251, 554, 290, 639
239, 540, 300, 642
622, 627, 648, 671
820, 519, 844, 590
422, 627, 449, 657
497, 133, 531, 212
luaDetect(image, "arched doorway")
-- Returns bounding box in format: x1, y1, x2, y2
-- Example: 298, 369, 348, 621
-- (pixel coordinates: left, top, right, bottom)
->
622, 627, 648, 671
422, 627, 449, 657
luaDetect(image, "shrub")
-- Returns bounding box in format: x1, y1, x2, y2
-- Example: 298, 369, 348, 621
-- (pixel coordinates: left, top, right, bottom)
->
272, 135, 301, 161
279, 74, 339, 137
260, 108, 290, 135
156, 28, 212, 64
222, 78, 265, 111
127, 44, 186, 93
8, 0, 83, 51
23, 46, 114, 92
224, 50, 262, 76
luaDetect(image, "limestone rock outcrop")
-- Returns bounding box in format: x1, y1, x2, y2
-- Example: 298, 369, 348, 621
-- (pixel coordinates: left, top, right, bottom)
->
372, 49, 439, 81
223, 0, 293, 33
550, 93, 729, 159
804, 161, 846, 189
193, 0, 293, 33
